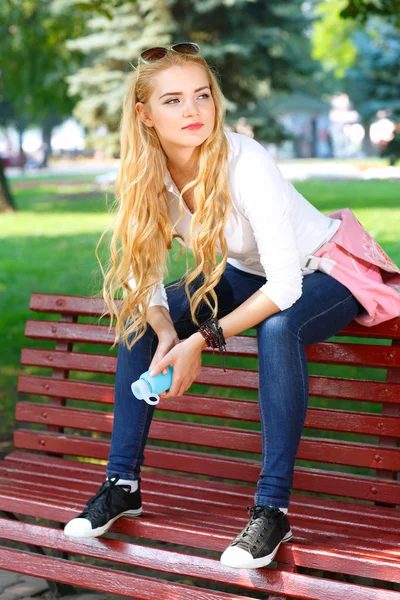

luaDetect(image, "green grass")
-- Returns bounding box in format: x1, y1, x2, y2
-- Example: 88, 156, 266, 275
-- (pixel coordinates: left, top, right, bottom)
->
1, 175, 399, 488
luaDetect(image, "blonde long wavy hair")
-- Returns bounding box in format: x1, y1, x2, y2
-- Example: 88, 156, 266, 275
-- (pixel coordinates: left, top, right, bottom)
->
95, 48, 233, 351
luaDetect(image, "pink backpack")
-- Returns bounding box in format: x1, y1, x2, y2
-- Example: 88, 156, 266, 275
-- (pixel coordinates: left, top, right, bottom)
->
302, 208, 400, 327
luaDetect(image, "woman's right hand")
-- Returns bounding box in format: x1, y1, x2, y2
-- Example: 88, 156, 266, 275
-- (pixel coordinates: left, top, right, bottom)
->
149, 331, 181, 395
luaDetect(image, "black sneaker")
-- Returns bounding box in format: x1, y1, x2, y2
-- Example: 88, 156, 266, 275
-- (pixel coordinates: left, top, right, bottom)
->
220, 505, 292, 569
63, 474, 142, 538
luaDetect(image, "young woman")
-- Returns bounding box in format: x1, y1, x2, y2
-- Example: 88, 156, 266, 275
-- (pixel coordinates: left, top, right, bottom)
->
63, 42, 367, 569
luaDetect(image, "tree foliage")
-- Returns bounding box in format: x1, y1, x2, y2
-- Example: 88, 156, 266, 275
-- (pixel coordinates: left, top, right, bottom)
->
340, 0, 400, 27
312, 0, 359, 78
312, 2, 400, 118
67, 0, 174, 144
67, 0, 324, 150
71, 0, 137, 20
0, 0, 84, 130
0, 0, 87, 211
312, 0, 400, 156
345, 21, 400, 122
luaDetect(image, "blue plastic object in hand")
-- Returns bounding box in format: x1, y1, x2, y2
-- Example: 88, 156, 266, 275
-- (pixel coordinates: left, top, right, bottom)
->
131, 366, 173, 406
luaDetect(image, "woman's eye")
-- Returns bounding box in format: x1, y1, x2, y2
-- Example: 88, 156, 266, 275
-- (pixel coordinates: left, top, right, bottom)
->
165, 93, 210, 105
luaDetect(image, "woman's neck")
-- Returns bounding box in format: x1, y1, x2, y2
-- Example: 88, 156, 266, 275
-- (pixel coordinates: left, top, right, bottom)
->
167, 161, 198, 184
165, 145, 200, 179
166, 153, 199, 214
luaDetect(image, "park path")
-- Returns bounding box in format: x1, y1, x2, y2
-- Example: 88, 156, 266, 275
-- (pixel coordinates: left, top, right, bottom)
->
5, 161, 400, 182
0, 568, 119, 600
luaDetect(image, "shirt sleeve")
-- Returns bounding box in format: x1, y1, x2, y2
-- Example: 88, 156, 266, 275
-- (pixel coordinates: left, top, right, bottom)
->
127, 269, 170, 311
235, 149, 303, 311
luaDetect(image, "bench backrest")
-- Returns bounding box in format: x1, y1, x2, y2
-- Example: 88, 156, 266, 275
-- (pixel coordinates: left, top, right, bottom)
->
16, 293, 400, 508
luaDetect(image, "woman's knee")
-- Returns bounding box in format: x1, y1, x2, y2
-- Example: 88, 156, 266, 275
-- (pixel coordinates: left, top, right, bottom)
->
257, 311, 300, 341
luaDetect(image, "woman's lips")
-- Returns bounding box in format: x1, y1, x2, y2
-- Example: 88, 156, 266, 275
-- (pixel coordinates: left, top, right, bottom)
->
182, 123, 204, 130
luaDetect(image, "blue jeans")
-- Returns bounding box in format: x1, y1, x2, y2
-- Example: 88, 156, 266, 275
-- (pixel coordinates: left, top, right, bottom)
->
106, 263, 363, 508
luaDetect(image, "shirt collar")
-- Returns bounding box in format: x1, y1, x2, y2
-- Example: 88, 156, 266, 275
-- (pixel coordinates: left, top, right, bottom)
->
163, 129, 232, 194
164, 168, 177, 194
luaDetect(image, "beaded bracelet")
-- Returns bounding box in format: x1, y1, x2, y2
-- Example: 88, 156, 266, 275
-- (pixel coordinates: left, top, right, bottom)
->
198, 316, 227, 372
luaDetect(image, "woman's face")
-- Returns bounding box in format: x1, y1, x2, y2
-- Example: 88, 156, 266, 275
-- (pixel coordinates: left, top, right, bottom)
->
136, 63, 216, 153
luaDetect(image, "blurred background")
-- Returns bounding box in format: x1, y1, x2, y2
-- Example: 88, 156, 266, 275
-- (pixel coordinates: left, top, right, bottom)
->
0, 0, 399, 446
2, 0, 400, 183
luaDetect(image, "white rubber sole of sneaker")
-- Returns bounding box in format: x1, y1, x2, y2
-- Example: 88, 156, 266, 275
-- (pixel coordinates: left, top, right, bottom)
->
64, 506, 143, 539
220, 529, 293, 569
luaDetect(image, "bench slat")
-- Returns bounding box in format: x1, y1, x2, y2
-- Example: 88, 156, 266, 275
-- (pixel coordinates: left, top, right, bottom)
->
23, 325, 400, 368
15, 401, 400, 437
1, 474, 400, 552
2, 477, 399, 556
0, 546, 259, 600
12, 424, 400, 471
28, 293, 400, 339
307, 342, 400, 368
2, 523, 398, 600
21, 347, 116, 374
341, 319, 400, 339
0, 485, 399, 585
1, 465, 399, 543
17, 372, 400, 405
24, 321, 259, 357
2, 460, 400, 534
14, 430, 400, 496
5, 450, 400, 515
29, 293, 109, 315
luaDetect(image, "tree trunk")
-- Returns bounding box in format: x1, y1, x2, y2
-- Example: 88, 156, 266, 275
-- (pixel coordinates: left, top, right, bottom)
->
42, 120, 53, 154
16, 118, 27, 173
0, 160, 17, 213
41, 117, 55, 168
310, 115, 318, 158
361, 117, 375, 156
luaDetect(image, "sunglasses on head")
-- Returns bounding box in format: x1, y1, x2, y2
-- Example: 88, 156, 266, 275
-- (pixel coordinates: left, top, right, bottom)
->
138, 42, 200, 65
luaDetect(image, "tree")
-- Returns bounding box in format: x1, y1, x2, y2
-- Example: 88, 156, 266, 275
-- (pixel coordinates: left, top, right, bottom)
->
0, 1, 85, 150
312, 0, 359, 78
340, 0, 400, 27
172, 0, 326, 141
67, 0, 174, 153
312, 1, 400, 155
0, 0, 141, 212
345, 21, 400, 154
0, 100, 18, 213
69, 0, 137, 19
0, 161, 16, 213
66, 0, 325, 151
0, 0, 86, 211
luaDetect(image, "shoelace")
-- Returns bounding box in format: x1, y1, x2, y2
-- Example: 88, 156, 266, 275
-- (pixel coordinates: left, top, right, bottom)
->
231, 505, 281, 550
247, 504, 282, 520
81, 474, 128, 519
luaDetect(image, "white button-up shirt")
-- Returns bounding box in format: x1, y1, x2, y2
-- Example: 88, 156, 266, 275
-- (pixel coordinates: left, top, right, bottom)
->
133, 129, 340, 312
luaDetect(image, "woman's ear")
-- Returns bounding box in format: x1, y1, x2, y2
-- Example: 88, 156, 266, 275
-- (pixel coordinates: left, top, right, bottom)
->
136, 102, 153, 127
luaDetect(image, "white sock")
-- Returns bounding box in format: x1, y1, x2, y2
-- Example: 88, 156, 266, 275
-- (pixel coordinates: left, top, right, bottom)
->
267, 505, 288, 514
114, 478, 138, 493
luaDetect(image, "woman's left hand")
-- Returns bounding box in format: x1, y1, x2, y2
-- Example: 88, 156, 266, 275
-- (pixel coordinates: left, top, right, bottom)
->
149, 333, 206, 398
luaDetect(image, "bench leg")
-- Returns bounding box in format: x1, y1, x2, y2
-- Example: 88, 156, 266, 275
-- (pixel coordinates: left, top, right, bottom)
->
0, 510, 75, 597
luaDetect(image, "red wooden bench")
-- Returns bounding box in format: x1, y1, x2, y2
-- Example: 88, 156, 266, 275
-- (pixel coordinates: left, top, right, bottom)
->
0, 292, 399, 599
